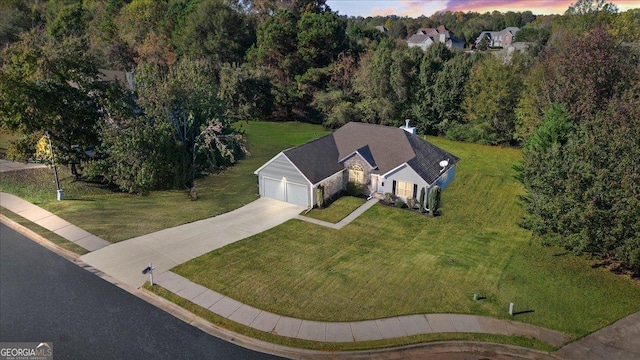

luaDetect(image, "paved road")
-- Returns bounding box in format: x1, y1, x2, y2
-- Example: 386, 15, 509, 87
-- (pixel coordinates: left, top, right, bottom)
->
0, 159, 47, 172
0, 223, 283, 360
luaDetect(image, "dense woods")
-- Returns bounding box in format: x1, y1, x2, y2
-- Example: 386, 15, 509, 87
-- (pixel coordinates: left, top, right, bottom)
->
1, 0, 639, 273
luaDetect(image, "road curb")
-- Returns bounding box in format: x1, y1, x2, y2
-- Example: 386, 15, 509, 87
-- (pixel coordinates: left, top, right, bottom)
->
1, 215, 558, 359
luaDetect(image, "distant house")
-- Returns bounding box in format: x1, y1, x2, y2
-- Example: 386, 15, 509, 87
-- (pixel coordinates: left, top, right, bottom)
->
375, 25, 387, 34
407, 25, 465, 51
98, 69, 135, 91
254, 122, 459, 208
475, 27, 520, 48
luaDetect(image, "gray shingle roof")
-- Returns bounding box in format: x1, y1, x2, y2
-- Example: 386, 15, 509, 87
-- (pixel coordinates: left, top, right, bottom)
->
283, 133, 342, 184
405, 132, 459, 184
283, 122, 458, 185
407, 34, 432, 44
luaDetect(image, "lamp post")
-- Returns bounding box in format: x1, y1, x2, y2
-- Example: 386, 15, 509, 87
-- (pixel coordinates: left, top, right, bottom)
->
45, 131, 64, 201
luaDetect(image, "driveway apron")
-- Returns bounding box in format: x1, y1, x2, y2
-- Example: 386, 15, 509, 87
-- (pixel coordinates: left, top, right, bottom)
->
80, 198, 305, 288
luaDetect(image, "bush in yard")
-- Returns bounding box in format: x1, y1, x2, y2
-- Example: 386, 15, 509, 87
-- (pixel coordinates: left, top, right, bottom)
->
428, 186, 441, 216
419, 187, 426, 213
407, 197, 418, 209
346, 181, 363, 197
395, 198, 406, 208
383, 192, 395, 205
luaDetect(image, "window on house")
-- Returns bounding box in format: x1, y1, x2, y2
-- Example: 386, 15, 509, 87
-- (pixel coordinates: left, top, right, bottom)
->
394, 180, 414, 198
349, 164, 364, 184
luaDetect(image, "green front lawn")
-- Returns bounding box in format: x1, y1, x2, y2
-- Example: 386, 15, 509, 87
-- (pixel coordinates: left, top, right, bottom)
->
173, 137, 640, 340
144, 282, 557, 352
0, 122, 329, 242
303, 196, 366, 223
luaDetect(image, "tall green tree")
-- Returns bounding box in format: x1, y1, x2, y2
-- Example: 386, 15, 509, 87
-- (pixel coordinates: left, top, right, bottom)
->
462, 54, 524, 144
218, 63, 274, 121
431, 53, 475, 135
115, 0, 168, 48
296, 10, 346, 69
352, 38, 398, 125
0, 29, 103, 165
0, 0, 40, 46
389, 46, 421, 121
521, 96, 640, 274
520, 105, 575, 237
99, 58, 246, 193
247, 9, 300, 118
47, 2, 87, 39
413, 42, 451, 135
610, 9, 640, 42
174, 0, 255, 65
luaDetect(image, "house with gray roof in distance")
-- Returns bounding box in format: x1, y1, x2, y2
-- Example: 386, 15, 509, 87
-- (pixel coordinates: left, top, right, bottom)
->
98, 69, 135, 91
374, 25, 387, 34
407, 25, 465, 51
475, 27, 520, 48
254, 122, 459, 208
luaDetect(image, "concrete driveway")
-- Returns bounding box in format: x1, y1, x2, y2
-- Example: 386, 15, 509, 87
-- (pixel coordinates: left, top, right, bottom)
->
80, 198, 305, 288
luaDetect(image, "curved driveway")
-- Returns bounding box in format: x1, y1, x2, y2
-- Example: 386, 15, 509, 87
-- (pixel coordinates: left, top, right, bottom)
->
80, 198, 304, 288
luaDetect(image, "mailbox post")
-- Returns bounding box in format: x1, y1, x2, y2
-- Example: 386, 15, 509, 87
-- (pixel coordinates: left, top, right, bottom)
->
142, 262, 154, 285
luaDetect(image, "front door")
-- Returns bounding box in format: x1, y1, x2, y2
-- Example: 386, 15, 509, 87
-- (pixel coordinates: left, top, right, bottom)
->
370, 175, 378, 193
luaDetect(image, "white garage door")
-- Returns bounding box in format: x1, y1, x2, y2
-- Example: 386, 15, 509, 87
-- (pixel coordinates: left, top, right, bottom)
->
263, 177, 285, 202
262, 177, 309, 207
286, 182, 309, 207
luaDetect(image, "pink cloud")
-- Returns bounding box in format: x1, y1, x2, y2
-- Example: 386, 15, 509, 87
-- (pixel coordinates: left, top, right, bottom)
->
370, 6, 398, 16
440, 0, 639, 15
341, 0, 639, 18
441, 0, 572, 14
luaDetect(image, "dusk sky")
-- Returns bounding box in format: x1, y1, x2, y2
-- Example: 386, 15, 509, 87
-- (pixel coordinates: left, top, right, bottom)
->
325, 0, 639, 18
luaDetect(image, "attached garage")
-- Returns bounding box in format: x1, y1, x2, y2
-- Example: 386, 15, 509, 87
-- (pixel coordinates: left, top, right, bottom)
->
285, 182, 308, 206
255, 153, 312, 207
262, 177, 285, 201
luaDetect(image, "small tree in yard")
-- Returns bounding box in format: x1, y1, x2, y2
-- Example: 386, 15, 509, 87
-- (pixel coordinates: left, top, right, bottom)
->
419, 187, 426, 213
428, 186, 441, 216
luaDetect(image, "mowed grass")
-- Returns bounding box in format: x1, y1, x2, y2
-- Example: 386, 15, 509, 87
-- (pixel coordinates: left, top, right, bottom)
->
173, 137, 640, 339
143, 282, 557, 352
303, 196, 366, 223
0, 122, 328, 242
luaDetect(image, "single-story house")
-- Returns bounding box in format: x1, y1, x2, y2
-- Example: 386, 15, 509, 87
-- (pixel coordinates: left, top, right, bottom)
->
254, 122, 459, 208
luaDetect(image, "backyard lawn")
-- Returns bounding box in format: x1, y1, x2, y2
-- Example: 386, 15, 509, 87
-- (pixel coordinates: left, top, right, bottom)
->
0, 122, 329, 242
173, 136, 640, 340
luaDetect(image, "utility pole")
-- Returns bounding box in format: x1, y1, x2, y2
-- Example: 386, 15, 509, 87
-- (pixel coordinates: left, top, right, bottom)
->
45, 131, 63, 201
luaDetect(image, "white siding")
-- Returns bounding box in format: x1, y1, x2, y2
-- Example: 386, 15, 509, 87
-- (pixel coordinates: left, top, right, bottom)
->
256, 153, 311, 206
257, 153, 308, 185
380, 164, 429, 200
